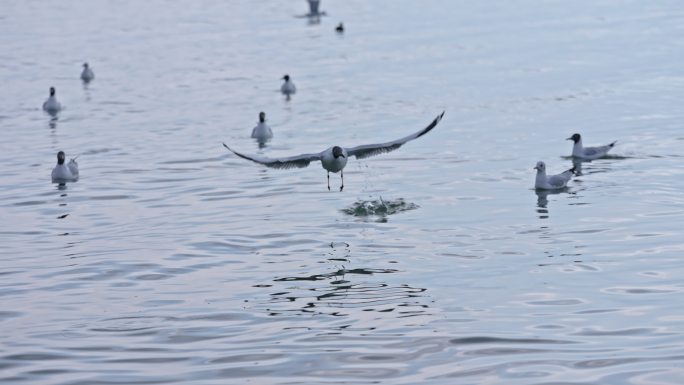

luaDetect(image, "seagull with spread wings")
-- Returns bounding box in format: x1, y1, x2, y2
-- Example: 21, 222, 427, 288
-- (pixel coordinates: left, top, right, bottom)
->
223, 111, 444, 191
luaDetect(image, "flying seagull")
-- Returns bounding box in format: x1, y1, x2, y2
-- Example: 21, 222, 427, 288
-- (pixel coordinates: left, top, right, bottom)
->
223, 111, 445, 191
533, 161, 574, 190
567, 133, 617, 160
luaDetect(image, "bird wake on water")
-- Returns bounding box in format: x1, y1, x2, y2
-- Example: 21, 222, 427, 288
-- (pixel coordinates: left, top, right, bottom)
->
223, 111, 445, 191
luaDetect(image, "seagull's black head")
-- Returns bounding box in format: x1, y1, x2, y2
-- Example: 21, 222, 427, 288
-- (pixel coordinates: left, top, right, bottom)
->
258, 111, 266, 123
534, 161, 545, 171
83, 62, 89, 68
49, 87, 56, 96
282, 74, 290, 82
332, 146, 345, 159
57, 151, 66, 165
567, 133, 581, 143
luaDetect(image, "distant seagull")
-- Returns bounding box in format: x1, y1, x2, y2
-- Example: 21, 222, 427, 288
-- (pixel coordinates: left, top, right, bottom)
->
281, 75, 296, 95
534, 161, 574, 190
335, 23, 344, 33
51, 151, 79, 183
223, 112, 444, 191
42, 87, 62, 115
567, 133, 617, 160
307, 0, 320, 16
251, 111, 273, 142
80, 62, 95, 82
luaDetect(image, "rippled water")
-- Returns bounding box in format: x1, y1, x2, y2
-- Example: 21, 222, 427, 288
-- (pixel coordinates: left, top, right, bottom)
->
2, 1, 684, 384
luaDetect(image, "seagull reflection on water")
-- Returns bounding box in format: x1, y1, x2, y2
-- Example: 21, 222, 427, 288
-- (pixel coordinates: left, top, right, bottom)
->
535, 188, 568, 209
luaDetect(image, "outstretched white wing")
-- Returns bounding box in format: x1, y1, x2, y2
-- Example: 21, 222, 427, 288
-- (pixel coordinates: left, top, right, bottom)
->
223, 143, 322, 169
345, 111, 444, 159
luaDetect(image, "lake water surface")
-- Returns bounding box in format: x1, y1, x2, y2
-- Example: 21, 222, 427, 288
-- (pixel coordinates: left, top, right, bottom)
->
1, 1, 684, 384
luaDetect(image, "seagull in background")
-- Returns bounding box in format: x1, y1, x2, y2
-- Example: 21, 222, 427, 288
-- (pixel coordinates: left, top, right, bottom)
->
281, 75, 296, 95
42, 87, 62, 115
80, 62, 95, 83
223, 112, 445, 191
534, 161, 574, 190
335, 23, 344, 33
51, 151, 79, 183
567, 133, 617, 160
251, 111, 273, 143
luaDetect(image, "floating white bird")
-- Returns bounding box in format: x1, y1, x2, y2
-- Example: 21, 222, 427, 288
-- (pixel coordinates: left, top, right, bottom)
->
42, 87, 62, 115
534, 161, 574, 190
51, 151, 79, 183
281, 75, 296, 95
80, 62, 95, 82
223, 112, 445, 191
251, 112, 273, 142
567, 133, 617, 160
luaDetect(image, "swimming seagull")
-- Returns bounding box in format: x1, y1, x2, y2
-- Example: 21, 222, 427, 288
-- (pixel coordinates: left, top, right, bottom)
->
567, 133, 617, 160
335, 23, 344, 33
42, 87, 62, 115
81, 62, 95, 82
223, 111, 445, 191
251, 111, 273, 142
281, 75, 296, 95
51, 151, 79, 183
534, 161, 574, 190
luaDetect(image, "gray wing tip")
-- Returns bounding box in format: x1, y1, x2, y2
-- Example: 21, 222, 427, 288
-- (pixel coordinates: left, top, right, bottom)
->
222, 143, 251, 160
416, 111, 446, 139
610, 140, 618, 147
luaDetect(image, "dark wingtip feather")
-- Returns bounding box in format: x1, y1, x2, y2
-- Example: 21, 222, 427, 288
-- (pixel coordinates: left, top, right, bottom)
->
222, 143, 255, 163
609, 140, 617, 147
416, 111, 445, 139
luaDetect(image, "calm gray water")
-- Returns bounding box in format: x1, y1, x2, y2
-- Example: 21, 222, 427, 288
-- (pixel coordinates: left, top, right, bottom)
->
2, 1, 684, 384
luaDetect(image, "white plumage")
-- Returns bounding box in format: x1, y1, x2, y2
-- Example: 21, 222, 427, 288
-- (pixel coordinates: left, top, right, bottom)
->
81, 62, 95, 82
51, 151, 79, 183
42, 87, 62, 115
281, 75, 296, 95
251, 112, 273, 142
567, 133, 616, 160
534, 161, 574, 190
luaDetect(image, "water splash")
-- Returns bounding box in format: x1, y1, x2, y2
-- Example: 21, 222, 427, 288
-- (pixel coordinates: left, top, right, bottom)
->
341, 197, 419, 220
